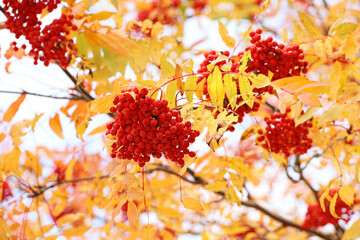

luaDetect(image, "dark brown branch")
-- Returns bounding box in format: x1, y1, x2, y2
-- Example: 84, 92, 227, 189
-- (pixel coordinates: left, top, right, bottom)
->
0, 90, 83, 100
321, 0, 329, 9
240, 200, 334, 240
61, 68, 94, 102
0, 6, 5, 15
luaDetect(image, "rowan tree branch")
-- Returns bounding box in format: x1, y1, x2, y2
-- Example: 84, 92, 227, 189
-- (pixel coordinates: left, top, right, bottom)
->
61, 68, 94, 102
0, 90, 83, 100
0, 6, 5, 15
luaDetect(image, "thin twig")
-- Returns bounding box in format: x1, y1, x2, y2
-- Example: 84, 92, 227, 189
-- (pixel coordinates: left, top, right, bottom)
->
0, 90, 83, 100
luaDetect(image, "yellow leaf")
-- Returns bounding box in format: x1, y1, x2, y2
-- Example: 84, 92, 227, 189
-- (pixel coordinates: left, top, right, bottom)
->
295, 107, 319, 126
88, 125, 107, 135
123, 173, 139, 188
185, 75, 197, 103
166, 80, 177, 109
330, 192, 340, 218
182, 197, 204, 211
280, 28, 288, 43
2, 146, 21, 173
160, 54, 175, 75
271, 76, 329, 94
25, 151, 42, 176
195, 78, 205, 100
241, 125, 259, 141
271, 153, 288, 167
208, 66, 225, 107
181, 58, 194, 74
89, 11, 115, 21
226, 185, 241, 205
320, 188, 330, 212
218, 21, 235, 48
90, 94, 116, 114
65, 157, 76, 181
339, 185, 355, 207
229, 172, 243, 192
179, 157, 195, 176
239, 50, 251, 73
63, 225, 89, 237
49, 113, 64, 139
3, 94, 25, 122
345, 33, 357, 61
317, 105, 345, 126
335, 23, 359, 38
175, 64, 184, 95
238, 75, 253, 107
127, 200, 139, 230
248, 74, 270, 89
314, 39, 326, 62
205, 180, 227, 192
297, 93, 322, 107
223, 74, 237, 109
297, 11, 321, 38
127, 187, 144, 200
342, 218, 360, 240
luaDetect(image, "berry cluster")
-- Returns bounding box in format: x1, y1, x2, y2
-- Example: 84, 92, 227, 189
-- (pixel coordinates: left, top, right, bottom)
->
137, 0, 180, 25
190, 0, 207, 13
240, 29, 308, 88
106, 88, 200, 167
196, 50, 261, 128
3, 0, 77, 69
256, 108, 313, 157
1, 181, 12, 202
302, 189, 357, 229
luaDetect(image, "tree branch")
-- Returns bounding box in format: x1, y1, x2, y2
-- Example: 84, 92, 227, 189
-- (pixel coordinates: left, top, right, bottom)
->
0, 6, 5, 15
61, 68, 94, 102
0, 90, 83, 100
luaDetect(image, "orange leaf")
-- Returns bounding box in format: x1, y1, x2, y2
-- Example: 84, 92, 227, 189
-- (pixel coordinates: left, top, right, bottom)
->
127, 200, 139, 230
88, 125, 107, 136
297, 93, 322, 107
5, 62, 11, 74
49, 113, 64, 139
182, 197, 204, 211
0, 133, 5, 142
3, 94, 25, 122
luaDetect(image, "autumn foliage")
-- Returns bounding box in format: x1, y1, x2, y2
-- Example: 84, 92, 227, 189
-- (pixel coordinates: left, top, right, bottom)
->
1, 0, 360, 240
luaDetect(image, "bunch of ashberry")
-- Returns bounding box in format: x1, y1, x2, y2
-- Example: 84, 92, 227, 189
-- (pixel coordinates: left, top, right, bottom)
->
106, 88, 200, 167
3, 0, 77, 69
302, 189, 357, 229
190, 0, 207, 13
256, 108, 313, 157
196, 50, 261, 129
137, 0, 181, 25
238, 28, 308, 93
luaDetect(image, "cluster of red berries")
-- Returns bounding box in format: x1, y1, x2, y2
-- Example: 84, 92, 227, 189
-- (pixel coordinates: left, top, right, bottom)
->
256, 108, 313, 157
302, 189, 357, 229
196, 50, 261, 129
190, 0, 207, 13
3, 0, 77, 69
240, 29, 308, 89
137, 0, 180, 25
106, 88, 200, 167
1, 181, 12, 202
